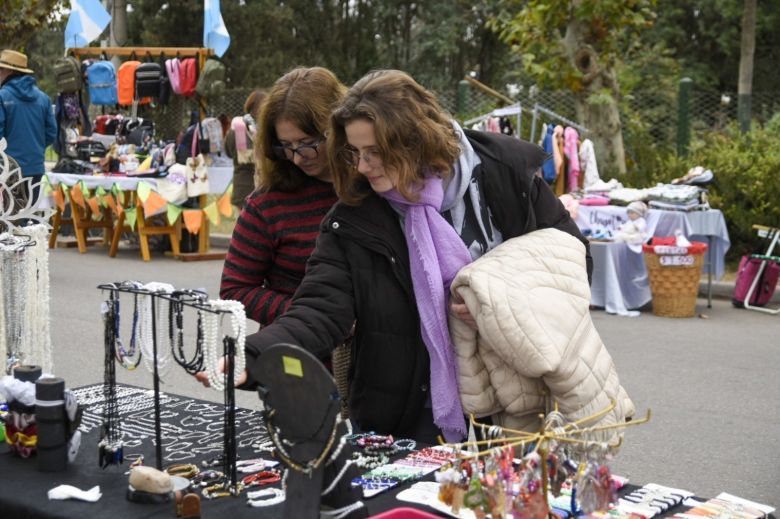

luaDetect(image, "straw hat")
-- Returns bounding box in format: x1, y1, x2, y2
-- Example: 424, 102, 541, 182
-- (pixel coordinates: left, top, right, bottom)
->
0, 50, 34, 74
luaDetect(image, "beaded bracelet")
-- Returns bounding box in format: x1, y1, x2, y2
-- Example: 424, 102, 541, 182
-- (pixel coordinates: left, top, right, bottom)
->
364, 443, 399, 456
356, 434, 394, 448
247, 488, 285, 507
393, 438, 417, 451
202, 483, 231, 500
242, 470, 282, 487
191, 469, 224, 487
165, 463, 200, 479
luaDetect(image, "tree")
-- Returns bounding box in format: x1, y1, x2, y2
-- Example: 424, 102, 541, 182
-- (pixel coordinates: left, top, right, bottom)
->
0, 0, 63, 50
737, 0, 756, 133
490, 0, 656, 175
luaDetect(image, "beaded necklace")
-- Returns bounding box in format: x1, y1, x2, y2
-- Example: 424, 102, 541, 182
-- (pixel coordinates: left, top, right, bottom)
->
169, 299, 204, 375
100, 291, 123, 467
112, 290, 142, 370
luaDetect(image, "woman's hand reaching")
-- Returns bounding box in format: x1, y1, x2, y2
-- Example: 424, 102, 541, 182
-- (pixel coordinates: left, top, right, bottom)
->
194, 356, 248, 388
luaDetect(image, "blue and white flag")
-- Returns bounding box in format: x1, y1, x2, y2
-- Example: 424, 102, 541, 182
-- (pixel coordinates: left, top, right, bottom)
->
64, 0, 111, 49
203, 0, 230, 57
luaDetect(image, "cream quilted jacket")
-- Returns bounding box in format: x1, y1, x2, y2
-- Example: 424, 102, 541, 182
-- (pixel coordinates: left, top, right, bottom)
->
449, 228, 635, 442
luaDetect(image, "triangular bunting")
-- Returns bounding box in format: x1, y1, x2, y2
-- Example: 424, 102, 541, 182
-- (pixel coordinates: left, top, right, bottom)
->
183, 209, 203, 235
136, 181, 152, 203
87, 196, 101, 216
143, 191, 167, 216
52, 186, 65, 212
104, 194, 116, 212
218, 189, 233, 218
115, 201, 124, 218
112, 183, 120, 196
69, 185, 86, 209
166, 204, 183, 225
79, 180, 90, 198
40, 175, 53, 195
124, 208, 138, 231
96, 186, 107, 197
204, 201, 221, 226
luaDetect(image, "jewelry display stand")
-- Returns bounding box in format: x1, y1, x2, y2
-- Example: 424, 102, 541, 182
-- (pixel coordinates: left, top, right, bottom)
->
96, 283, 243, 492
257, 343, 366, 519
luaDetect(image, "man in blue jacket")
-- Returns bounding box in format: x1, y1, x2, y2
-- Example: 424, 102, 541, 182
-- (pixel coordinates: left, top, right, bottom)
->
0, 49, 57, 204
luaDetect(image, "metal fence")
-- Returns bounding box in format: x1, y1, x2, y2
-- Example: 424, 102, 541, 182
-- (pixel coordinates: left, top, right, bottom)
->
437, 87, 780, 149
92, 87, 779, 155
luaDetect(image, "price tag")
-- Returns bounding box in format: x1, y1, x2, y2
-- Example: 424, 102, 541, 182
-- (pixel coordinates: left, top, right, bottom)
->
660, 255, 694, 266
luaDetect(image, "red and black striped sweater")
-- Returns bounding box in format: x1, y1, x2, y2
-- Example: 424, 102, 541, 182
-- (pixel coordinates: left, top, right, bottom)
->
219, 177, 338, 325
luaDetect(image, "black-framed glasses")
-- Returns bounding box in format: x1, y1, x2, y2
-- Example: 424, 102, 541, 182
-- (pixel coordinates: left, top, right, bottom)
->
341, 146, 382, 168
272, 139, 322, 161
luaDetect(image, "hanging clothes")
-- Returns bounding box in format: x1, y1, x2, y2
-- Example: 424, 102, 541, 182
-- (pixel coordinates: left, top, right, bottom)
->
579, 138, 601, 190
563, 127, 581, 193
553, 125, 565, 196
541, 124, 557, 184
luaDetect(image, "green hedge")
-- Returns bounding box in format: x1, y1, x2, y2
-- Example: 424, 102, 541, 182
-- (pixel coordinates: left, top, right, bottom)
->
631, 120, 780, 261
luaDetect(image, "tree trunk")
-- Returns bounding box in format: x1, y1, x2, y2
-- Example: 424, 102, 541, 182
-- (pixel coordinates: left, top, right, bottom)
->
563, 16, 626, 175
738, 0, 757, 133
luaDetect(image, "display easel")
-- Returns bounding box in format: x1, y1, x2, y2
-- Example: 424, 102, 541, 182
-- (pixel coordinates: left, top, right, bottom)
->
65, 47, 224, 261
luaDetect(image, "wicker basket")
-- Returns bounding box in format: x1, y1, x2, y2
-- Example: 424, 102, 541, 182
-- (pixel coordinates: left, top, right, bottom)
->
643, 243, 707, 318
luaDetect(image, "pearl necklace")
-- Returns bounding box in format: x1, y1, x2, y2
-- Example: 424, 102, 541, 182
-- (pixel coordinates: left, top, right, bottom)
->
139, 282, 174, 377
203, 299, 247, 391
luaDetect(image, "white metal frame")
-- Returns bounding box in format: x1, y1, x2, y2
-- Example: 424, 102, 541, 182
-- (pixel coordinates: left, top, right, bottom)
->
743, 225, 780, 314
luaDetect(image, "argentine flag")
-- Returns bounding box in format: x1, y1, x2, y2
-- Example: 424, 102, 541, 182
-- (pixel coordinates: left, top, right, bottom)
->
64, 0, 111, 49
204, 0, 231, 57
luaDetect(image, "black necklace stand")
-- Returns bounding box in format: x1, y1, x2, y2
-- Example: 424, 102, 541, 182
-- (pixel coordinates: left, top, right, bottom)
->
256, 343, 367, 519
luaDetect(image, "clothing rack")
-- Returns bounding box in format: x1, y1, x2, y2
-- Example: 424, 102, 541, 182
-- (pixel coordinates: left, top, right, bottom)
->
529, 103, 589, 143
68, 47, 214, 120
96, 282, 240, 490
463, 103, 523, 139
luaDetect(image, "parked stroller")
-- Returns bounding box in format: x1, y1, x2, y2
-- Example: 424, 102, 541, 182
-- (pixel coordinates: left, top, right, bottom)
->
732, 224, 780, 314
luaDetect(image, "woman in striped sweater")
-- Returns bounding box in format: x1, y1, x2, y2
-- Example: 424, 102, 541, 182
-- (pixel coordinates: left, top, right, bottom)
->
218, 67, 346, 328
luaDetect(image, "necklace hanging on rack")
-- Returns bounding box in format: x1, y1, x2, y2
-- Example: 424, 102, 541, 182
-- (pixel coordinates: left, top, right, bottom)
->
170, 299, 204, 375
100, 288, 123, 468
138, 282, 174, 378
202, 299, 247, 391
114, 289, 142, 371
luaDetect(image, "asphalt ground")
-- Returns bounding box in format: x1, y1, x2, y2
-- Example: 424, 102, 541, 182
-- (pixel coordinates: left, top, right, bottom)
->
45, 243, 780, 508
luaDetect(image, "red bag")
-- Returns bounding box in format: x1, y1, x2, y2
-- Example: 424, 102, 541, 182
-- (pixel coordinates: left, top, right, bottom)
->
178, 58, 198, 97
732, 256, 780, 307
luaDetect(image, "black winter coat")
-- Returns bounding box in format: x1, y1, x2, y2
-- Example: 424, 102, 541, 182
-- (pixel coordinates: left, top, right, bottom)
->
244, 130, 591, 437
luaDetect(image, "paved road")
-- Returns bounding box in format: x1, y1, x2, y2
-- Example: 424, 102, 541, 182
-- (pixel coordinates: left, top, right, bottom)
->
46, 245, 780, 508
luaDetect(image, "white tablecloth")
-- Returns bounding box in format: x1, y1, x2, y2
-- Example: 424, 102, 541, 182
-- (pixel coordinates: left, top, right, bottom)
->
589, 241, 651, 315
576, 206, 730, 278
41, 166, 234, 209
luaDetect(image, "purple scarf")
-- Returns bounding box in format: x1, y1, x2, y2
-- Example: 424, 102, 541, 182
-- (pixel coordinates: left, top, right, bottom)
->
380, 177, 471, 441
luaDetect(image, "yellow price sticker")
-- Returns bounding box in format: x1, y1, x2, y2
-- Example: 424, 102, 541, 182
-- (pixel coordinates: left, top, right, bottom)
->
282, 356, 303, 378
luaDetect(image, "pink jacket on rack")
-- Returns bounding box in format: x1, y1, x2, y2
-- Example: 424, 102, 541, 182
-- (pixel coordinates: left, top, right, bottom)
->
564, 127, 581, 192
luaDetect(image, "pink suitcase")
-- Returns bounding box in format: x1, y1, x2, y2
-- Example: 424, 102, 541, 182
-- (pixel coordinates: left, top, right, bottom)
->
732, 255, 780, 307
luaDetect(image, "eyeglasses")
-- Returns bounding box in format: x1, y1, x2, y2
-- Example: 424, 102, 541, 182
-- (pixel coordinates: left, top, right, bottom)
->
272, 139, 322, 161
341, 146, 382, 168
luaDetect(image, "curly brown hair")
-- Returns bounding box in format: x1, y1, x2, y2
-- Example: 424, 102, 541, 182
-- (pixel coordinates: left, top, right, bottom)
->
255, 67, 346, 192
327, 70, 460, 204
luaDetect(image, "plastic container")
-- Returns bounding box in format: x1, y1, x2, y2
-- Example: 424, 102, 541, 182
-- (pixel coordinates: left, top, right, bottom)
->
369, 507, 442, 519
642, 241, 708, 317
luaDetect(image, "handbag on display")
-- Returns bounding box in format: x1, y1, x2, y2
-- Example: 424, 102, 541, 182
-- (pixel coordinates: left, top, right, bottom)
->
185, 155, 210, 197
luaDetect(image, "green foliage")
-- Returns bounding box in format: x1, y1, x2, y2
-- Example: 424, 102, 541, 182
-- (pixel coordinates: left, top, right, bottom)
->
644, 0, 780, 94
0, 0, 62, 49
489, 0, 656, 90
648, 124, 780, 259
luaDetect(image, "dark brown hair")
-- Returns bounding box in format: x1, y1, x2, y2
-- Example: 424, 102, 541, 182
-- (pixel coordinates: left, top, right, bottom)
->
327, 69, 460, 204
255, 67, 346, 192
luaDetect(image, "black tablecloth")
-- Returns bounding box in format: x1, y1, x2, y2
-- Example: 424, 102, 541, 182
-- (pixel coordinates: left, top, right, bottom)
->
0, 384, 444, 519
2, 384, 772, 519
